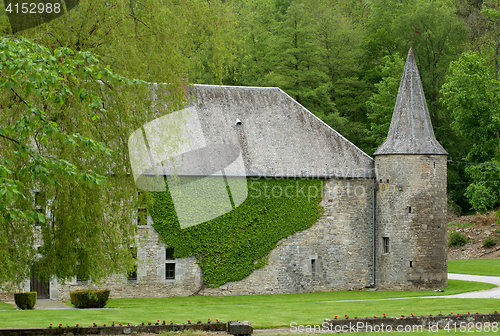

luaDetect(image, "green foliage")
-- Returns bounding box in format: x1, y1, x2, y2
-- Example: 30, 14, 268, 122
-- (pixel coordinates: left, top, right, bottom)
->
447, 222, 474, 228
14, 292, 37, 310
442, 51, 500, 213
463, 167, 500, 213
0, 36, 163, 288
21, 0, 238, 85
70, 289, 110, 308
441, 51, 500, 162
149, 178, 324, 287
0, 0, 239, 289
483, 237, 498, 247
448, 231, 469, 247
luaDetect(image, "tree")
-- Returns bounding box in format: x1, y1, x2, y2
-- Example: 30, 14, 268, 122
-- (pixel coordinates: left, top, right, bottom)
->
441, 51, 500, 212
0, 0, 239, 289
225, 0, 282, 87
19, 0, 238, 85
262, 1, 324, 103
306, 0, 370, 150
481, 0, 500, 80
0, 36, 164, 289
363, 0, 468, 129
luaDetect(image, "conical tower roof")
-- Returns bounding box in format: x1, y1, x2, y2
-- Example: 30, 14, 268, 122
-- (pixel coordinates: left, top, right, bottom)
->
373, 48, 447, 156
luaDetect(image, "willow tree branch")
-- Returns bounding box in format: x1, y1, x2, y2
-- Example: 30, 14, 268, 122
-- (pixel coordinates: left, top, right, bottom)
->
0, 133, 20, 145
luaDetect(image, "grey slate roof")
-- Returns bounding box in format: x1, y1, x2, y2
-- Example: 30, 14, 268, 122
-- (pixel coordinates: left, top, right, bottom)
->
373, 48, 448, 156
132, 84, 374, 180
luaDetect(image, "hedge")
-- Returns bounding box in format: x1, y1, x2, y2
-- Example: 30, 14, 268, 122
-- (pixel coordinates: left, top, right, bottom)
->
70, 289, 110, 308
14, 292, 37, 309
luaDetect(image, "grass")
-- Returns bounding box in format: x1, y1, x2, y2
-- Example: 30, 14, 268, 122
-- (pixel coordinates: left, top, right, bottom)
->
448, 259, 500, 277
0, 280, 497, 329
0, 301, 15, 311
447, 222, 475, 228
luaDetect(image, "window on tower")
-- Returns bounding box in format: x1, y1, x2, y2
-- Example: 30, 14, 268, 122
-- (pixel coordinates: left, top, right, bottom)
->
383, 237, 390, 254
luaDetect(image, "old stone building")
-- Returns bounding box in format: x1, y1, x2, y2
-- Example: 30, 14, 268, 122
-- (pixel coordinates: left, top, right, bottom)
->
20, 48, 447, 300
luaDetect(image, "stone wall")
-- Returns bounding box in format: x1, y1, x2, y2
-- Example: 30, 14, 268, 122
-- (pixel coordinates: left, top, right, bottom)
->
55, 178, 374, 299
0, 291, 13, 302
204, 178, 374, 296
18, 164, 448, 299
56, 224, 203, 300
375, 155, 447, 290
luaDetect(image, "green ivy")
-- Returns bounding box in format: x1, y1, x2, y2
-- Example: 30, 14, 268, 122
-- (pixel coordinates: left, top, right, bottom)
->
148, 177, 324, 287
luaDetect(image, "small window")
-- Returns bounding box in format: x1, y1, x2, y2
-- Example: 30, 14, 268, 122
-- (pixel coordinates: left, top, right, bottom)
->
311, 259, 316, 275
165, 263, 175, 279
410, 261, 413, 268
383, 237, 390, 254
128, 248, 138, 281
408, 206, 412, 214
166, 247, 175, 260
34, 191, 44, 208
76, 276, 88, 285
128, 269, 137, 281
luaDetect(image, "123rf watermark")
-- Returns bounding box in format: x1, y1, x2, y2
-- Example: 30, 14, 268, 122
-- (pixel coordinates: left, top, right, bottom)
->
290, 321, 499, 333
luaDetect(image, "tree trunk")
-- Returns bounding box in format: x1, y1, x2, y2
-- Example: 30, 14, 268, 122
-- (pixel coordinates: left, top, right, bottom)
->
496, 40, 499, 81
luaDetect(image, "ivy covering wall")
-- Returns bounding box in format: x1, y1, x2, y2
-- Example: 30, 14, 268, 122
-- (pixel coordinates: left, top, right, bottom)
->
148, 177, 324, 287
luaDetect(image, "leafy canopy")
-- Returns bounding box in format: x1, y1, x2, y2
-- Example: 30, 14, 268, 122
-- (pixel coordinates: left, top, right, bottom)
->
441, 51, 500, 213
0, 0, 238, 288
0, 36, 156, 288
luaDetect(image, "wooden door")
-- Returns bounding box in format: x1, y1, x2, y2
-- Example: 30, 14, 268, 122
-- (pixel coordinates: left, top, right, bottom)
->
30, 275, 49, 299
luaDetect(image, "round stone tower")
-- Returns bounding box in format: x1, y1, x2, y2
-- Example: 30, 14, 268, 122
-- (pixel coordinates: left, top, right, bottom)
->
373, 48, 448, 290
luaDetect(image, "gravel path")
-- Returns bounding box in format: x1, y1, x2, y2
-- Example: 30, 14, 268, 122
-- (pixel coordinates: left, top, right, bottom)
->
446, 273, 500, 298
318, 273, 500, 303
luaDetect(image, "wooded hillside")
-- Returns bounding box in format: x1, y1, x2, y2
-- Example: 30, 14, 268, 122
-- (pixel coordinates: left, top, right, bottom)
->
5, 0, 500, 219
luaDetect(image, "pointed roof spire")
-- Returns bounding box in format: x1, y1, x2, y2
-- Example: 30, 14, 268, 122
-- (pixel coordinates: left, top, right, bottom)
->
373, 48, 447, 156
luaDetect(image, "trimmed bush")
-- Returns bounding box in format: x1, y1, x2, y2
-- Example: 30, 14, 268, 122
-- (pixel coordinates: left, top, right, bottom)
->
14, 292, 37, 310
448, 231, 469, 247
70, 289, 110, 308
483, 237, 497, 248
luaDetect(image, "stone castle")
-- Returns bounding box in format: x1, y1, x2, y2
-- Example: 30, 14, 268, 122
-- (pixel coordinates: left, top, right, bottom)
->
20, 48, 447, 300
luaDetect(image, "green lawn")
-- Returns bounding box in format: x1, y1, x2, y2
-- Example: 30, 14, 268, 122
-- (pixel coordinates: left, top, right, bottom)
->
448, 259, 500, 276
0, 280, 497, 329
0, 301, 15, 311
